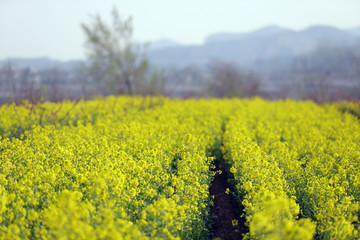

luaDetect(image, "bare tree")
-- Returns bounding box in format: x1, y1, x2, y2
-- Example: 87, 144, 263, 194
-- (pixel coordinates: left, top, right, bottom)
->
207, 60, 259, 98
164, 65, 204, 98
0, 63, 14, 103
0, 63, 40, 103
81, 7, 156, 95
291, 43, 360, 102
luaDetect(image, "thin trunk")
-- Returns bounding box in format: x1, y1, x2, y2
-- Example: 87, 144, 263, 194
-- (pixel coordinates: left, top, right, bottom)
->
124, 74, 132, 95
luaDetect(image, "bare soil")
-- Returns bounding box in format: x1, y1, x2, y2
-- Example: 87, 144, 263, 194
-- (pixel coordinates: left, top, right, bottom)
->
209, 159, 247, 240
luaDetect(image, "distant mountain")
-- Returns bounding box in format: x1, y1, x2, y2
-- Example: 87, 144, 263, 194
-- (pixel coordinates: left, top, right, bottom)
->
148, 25, 360, 68
1, 25, 359, 71
204, 25, 293, 44
0, 40, 182, 71
0, 57, 82, 71
347, 26, 360, 37
148, 39, 182, 51
300, 25, 355, 45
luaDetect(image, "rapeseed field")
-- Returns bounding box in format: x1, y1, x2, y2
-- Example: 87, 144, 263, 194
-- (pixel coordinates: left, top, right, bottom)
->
0, 97, 359, 239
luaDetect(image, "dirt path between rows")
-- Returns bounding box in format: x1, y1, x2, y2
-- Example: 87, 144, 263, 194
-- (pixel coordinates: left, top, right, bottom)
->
209, 158, 247, 240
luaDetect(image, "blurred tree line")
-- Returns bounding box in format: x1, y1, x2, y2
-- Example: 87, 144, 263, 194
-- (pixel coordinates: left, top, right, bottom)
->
291, 43, 360, 102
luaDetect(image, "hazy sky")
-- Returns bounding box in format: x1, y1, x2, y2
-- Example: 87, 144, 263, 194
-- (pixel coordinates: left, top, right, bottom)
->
1, 0, 359, 61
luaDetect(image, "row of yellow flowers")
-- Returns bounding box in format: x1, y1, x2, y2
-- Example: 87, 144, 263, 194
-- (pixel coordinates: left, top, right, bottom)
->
223, 98, 359, 239
0, 97, 225, 239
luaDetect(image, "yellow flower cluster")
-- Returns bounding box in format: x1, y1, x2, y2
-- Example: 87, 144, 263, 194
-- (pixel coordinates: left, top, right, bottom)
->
335, 100, 360, 119
223, 98, 359, 239
0, 97, 224, 239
